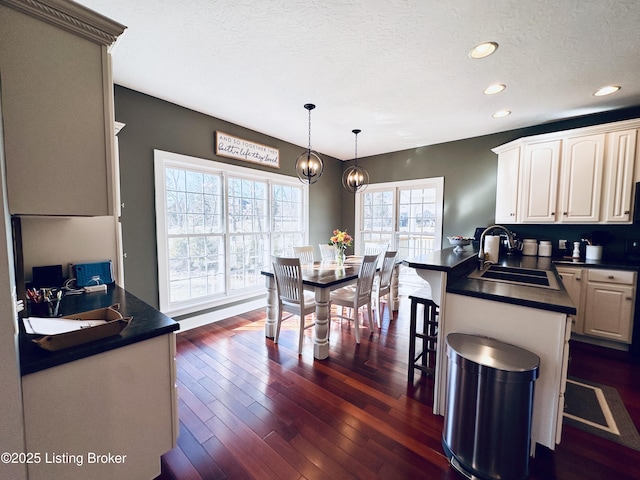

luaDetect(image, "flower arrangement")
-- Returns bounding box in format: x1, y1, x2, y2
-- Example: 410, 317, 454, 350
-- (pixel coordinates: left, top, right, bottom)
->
329, 229, 352, 266
330, 229, 353, 250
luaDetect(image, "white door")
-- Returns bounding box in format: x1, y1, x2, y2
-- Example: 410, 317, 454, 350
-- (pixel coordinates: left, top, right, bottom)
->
603, 129, 637, 223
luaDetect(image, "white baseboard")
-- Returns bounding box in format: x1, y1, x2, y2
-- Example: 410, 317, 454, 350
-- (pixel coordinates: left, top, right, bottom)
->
176, 297, 266, 332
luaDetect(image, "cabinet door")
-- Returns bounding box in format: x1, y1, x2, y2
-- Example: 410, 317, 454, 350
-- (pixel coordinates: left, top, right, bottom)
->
556, 267, 584, 334
520, 140, 560, 222
559, 134, 605, 222
0, 6, 114, 216
495, 146, 521, 223
22, 334, 177, 480
583, 283, 635, 343
603, 129, 637, 222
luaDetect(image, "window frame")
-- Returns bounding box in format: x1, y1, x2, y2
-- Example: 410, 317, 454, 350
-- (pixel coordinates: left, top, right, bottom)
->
354, 177, 444, 257
154, 149, 308, 316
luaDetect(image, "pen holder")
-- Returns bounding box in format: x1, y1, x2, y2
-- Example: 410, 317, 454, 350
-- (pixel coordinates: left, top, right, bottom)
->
29, 301, 52, 317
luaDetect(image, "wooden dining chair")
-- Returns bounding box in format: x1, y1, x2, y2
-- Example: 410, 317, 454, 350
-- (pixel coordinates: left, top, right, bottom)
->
293, 245, 315, 266
272, 257, 316, 354
364, 242, 388, 267
372, 250, 398, 328
330, 254, 379, 344
319, 244, 337, 263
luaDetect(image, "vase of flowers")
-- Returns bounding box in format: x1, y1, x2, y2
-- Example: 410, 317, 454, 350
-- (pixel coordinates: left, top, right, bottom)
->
329, 229, 352, 267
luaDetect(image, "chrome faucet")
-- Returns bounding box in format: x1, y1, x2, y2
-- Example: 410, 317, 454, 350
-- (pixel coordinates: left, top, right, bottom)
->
477, 225, 517, 269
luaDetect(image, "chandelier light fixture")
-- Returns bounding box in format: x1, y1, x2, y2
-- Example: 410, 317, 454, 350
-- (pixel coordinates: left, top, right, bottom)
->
295, 103, 324, 184
342, 129, 369, 193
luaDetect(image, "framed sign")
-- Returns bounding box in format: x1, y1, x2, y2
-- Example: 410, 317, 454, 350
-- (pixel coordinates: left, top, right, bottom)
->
215, 131, 280, 168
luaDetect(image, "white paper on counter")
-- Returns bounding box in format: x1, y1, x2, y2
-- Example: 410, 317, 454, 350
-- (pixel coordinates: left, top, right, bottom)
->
484, 235, 501, 263
23, 317, 107, 335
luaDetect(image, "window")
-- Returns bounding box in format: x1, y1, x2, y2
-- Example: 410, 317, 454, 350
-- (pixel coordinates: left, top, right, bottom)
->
355, 177, 444, 291
155, 150, 308, 315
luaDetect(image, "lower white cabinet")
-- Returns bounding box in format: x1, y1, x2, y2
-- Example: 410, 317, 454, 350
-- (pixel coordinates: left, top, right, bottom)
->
22, 334, 178, 480
558, 266, 636, 344
556, 266, 584, 334
583, 269, 636, 342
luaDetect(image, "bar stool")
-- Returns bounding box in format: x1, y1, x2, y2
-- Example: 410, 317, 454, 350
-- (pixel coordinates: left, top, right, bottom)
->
408, 288, 439, 383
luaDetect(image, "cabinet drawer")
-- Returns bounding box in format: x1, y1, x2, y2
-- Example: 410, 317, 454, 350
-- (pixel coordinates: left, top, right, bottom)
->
588, 269, 636, 285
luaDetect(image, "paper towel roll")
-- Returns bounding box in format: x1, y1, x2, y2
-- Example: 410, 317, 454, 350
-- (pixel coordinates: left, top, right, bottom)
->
484, 235, 501, 263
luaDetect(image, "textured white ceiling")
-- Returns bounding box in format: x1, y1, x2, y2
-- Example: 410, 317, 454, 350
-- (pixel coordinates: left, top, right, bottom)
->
75, 0, 640, 160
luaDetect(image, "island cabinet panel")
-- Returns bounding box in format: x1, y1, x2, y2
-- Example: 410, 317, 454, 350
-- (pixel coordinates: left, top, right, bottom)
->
0, 5, 115, 216
22, 334, 178, 480
442, 293, 571, 452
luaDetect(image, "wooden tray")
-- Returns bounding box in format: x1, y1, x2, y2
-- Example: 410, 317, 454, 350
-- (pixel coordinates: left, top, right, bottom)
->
31, 304, 131, 351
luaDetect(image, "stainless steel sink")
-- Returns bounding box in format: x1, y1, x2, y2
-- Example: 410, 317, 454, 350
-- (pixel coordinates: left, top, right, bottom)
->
467, 264, 560, 290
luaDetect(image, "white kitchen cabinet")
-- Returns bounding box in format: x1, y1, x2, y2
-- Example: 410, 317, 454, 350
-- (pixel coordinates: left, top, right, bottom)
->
559, 134, 605, 222
519, 140, 561, 223
22, 334, 178, 480
583, 269, 636, 343
0, 2, 124, 216
603, 129, 638, 222
495, 146, 521, 223
492, 119, 640, 225
556, 266, 584, 334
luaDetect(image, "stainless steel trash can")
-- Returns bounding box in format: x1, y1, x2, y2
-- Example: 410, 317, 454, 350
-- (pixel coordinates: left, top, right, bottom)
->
442, 333, 540, 480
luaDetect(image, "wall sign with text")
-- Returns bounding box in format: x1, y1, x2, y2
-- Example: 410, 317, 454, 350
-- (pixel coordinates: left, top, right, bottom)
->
215, 131, 280, 168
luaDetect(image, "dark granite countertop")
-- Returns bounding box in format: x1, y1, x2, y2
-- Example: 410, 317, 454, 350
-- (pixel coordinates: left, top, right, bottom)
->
403, 247, 479, 274
19, 285, 179, 375
553, 257, 640, 271
447, 255, 576, 315
404, 247, 640, 315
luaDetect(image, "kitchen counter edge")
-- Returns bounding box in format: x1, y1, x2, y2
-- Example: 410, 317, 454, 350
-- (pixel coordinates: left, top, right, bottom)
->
19, 285, 179, 376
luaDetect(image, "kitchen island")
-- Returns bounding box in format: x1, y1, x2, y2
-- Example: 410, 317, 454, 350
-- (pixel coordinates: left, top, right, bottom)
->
405, 247, 576, 454
19, 286, 179, 480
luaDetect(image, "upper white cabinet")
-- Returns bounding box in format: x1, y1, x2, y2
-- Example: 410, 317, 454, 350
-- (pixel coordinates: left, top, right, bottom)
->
603, 129, 637, 222
493, 119, 640, 224
0, 0, 125, 216
520, 140, 561, 223
559, 133, 605, 223
495, 146, 521, 223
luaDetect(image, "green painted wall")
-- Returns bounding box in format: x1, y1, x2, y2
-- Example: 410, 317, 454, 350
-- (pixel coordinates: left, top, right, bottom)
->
114, 84, 640, 310
114, 86, 342, 308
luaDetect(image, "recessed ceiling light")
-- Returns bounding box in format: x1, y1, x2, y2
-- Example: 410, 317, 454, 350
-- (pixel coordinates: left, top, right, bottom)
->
594, 85, 621, 96
484, 84, 506, 95
469, 42, 498, 59
492, 110, 511, 118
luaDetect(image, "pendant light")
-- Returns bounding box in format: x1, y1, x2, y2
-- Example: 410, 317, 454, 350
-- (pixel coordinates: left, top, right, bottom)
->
342, 129, 369, 193
295, 103, 324, 184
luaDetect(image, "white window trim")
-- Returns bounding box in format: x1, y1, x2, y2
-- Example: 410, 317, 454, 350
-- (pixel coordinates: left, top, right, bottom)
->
354, 177, 444, 256
154, 149, 309, 316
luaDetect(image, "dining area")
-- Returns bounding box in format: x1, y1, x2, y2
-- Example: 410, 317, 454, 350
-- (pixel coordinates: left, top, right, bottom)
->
260, 237, 400, 360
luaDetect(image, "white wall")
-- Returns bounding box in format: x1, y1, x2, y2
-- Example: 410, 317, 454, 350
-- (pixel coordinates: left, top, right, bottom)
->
0, 84, 27, 480
20, 216, 118, 281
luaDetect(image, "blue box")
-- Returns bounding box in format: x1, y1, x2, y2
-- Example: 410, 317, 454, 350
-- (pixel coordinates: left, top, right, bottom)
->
74, 261, 114, 287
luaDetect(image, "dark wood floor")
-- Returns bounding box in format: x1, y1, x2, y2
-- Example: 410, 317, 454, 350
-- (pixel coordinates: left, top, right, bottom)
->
156, 297, 640, 480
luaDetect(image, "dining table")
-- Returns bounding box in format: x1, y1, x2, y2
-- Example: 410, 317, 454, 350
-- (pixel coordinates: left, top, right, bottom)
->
260, 257, 399, 359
